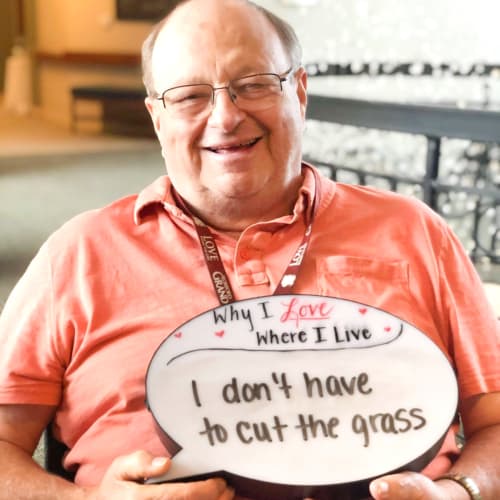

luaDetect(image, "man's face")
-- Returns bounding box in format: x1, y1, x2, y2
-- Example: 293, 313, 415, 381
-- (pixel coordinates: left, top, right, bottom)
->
146, 0, 307, 217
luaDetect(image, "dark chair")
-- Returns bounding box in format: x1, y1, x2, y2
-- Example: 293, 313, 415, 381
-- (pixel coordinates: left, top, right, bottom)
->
44, 426, 75, 481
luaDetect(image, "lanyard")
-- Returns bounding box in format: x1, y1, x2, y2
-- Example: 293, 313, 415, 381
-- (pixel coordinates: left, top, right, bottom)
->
174, 167, 320, 305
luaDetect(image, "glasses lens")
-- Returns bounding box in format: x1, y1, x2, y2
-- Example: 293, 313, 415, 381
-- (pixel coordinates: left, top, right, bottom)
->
231, 73, 284, 111
161, 73, 286, 118
163, 84, 213, 117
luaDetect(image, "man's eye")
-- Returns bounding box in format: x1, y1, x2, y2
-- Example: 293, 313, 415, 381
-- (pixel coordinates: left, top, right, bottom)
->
239, 83, 267, 92
176, 93, 209, 103
165, 87, 212, 105
235, 83, 271, 98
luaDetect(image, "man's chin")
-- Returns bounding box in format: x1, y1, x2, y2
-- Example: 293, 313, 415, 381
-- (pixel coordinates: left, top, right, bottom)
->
204, 173, 269, 200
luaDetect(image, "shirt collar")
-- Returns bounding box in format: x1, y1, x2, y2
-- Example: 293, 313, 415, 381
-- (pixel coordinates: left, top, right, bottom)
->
134, 175, 180, 225
293, 161, 317, 224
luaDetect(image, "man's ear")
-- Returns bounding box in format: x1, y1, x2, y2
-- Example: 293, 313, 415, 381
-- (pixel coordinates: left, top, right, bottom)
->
295, 66, 308, 121
145, 96, 169, 163
145, 96, 162, 136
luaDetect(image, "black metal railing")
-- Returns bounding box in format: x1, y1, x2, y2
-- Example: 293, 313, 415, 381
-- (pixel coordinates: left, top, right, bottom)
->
304, 94, 500, 264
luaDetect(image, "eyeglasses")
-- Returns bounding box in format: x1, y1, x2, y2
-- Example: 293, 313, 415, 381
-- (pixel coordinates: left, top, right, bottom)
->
155, 67, 293, 119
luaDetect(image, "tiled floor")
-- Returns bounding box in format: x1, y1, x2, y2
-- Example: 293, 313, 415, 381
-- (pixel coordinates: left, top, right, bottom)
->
0, 104, 157, 157
0, 105, 163, 305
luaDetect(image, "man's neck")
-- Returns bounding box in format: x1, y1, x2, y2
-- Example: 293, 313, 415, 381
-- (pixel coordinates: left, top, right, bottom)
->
192, 201, 292, 237
173, 177, 304, 237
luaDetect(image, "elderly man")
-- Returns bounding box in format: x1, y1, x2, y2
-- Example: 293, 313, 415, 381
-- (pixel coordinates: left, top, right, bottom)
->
0, 0, 499, 499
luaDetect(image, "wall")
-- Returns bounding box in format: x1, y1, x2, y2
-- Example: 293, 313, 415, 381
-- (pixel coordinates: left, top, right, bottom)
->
257, 0, 500, 105
33, 0, 500, 127
259, 0, 500, 63
34, 0, 154, 127
0, 0, 19, 93
35, 0, 152, 54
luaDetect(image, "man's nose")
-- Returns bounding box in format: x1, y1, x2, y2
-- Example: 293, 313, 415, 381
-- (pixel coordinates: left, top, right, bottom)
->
207, 87, 246, 131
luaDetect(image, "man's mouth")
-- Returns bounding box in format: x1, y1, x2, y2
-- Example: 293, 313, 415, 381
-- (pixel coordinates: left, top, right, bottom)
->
204, 137, 261, 154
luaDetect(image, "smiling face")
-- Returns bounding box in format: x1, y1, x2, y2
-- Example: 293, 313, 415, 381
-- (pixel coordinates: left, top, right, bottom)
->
145, 0, 307, 230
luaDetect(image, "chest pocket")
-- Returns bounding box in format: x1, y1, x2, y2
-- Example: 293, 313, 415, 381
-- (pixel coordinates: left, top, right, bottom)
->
316, 255, 413, 313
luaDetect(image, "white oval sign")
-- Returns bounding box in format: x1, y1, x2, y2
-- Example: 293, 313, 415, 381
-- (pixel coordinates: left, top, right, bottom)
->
146, 295, 458, 498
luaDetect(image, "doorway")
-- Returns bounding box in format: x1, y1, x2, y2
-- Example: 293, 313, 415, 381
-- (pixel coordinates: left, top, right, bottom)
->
0, 0, 20, 93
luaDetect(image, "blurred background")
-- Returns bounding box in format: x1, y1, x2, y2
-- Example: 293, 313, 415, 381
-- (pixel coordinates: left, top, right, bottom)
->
1, 0, 500, 313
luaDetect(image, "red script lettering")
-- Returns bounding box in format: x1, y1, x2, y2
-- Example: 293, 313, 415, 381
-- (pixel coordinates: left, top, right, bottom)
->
280, 297, 333, 327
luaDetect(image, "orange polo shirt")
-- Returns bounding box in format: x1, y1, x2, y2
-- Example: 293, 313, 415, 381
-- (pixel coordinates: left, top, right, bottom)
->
0, 165, 498, 485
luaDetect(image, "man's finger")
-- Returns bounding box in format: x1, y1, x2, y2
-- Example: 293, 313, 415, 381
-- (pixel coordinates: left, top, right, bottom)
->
369, 471, 439, 500
108, 450, 171, 482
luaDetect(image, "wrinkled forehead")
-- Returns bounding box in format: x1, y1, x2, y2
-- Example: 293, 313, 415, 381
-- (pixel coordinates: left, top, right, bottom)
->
150, 0, 289, 90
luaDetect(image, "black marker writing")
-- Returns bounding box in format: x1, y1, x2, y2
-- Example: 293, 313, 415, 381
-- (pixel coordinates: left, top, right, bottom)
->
295, 413, 340, 441
303, 371, 373, 398
235, 416, 288, 444
191, 380, 202, 407
333, 326, 372, 343
222, 377, 272, 404
199, 417, 228, 446
351, 407, 427, 447
272, 372, 293, 398
254, 328, 308, 346
258, 300, 273, 319
313, 325, 327, 343
213, 304, 254, 331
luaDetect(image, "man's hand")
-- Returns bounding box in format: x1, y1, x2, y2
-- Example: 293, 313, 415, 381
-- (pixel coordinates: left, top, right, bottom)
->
369, 471, 467, 500
87, 450, 234, 500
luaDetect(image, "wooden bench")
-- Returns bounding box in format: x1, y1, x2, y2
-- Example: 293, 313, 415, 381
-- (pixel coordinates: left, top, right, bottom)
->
70, 86, 154, 137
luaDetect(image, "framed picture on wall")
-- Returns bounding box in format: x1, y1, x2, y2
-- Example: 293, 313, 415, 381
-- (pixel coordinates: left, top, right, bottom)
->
116, 0, 171, 21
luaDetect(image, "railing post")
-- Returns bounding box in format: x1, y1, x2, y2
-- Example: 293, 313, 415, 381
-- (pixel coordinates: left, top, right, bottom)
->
423, 136, 441, 210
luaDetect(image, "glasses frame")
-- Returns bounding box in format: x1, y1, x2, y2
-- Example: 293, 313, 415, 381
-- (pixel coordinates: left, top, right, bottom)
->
155, 67, 294, 113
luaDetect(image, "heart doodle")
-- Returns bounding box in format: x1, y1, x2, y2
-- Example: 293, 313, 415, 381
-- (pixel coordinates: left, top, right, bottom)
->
174, 331, 182, 338
215, 330, 225, 338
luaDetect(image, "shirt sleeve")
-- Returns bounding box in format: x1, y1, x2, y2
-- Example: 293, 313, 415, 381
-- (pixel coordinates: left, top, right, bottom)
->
0, 241, 65, 405
438, 222, 500, 399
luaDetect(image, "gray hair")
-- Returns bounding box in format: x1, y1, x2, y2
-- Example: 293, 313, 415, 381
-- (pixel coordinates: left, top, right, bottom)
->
141, 0, 302, 96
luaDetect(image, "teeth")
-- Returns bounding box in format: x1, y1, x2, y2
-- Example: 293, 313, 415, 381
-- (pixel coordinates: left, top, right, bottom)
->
239, 139, 257, 147
209, 138, 258, 152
